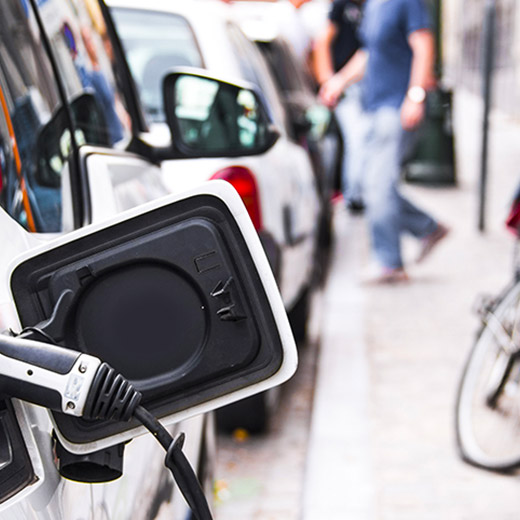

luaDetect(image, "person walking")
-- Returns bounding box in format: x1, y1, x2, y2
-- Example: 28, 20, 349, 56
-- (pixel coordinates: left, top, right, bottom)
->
314, 0, 365, 213
320, 0, 448, 283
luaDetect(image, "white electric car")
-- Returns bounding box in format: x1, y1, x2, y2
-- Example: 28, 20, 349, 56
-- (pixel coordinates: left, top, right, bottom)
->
0, 0, 296, 517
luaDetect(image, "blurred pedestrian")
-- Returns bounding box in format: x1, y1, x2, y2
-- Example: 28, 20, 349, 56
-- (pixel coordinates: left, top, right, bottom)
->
314, 0, 365, 213
320, 0, 449, 283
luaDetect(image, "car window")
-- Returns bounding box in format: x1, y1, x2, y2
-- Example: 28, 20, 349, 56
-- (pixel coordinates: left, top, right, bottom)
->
224, 22, 288, 134
0, 0, 68, 233
41, 0, 131, 147
111, 8, 204, 125
258, 39, 314, 96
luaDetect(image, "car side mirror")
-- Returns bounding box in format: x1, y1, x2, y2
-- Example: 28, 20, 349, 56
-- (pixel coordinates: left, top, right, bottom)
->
163, 69, 280, 158
8, 181, 296, 454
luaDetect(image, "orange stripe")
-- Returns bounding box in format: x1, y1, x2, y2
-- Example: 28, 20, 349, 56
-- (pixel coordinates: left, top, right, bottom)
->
0, 85, 36, 232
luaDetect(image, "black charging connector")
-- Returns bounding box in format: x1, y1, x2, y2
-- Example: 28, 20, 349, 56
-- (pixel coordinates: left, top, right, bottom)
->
1, 330, 213, 520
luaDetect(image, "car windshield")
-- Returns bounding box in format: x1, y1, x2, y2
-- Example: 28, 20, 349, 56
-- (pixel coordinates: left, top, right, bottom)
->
111, 8, 203, 124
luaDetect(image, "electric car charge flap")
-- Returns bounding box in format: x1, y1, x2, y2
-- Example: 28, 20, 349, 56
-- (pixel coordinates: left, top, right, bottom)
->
8, 182, 297, 453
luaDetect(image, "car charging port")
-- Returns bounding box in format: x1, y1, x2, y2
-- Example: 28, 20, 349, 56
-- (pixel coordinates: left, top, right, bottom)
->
53, 434, 125, 483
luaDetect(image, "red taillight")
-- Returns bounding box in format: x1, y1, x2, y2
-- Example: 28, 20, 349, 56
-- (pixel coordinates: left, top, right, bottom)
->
211, 166, 263, 230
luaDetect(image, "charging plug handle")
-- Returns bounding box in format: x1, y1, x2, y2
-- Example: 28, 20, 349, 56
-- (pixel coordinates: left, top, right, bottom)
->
83, 363, 142, 422
0, 334, 211, 518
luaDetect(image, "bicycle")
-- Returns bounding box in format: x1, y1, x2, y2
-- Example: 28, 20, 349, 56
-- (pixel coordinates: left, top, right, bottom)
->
455, 185, 520, 472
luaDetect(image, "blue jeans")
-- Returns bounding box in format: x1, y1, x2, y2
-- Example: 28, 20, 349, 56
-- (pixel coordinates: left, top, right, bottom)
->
335, 84, 364, 203
361, 107, 437, 269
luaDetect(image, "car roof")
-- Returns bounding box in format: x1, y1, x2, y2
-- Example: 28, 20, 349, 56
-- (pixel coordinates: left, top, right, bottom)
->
107, 0, 232, 34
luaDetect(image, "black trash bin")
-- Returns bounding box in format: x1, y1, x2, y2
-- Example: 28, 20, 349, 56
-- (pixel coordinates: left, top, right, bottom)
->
402, 86, 456, 185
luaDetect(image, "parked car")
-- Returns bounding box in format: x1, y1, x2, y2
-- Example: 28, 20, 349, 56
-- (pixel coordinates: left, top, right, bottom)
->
106, 0, 321, 338
232, 4, 344, 270
106, 0, 322, 432
0, 0, 296, 517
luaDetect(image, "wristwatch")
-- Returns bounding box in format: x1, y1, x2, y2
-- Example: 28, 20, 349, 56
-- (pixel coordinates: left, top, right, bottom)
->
407, 86, 426, 104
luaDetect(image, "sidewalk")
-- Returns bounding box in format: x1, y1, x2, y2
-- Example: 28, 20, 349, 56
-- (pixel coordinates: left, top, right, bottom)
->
303, 90, 520, 519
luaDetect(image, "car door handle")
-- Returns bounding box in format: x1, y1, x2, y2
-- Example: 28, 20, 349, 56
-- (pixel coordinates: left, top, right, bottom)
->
283, 205, 307, 247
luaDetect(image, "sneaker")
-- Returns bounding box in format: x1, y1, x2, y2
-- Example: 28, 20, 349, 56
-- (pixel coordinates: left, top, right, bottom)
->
347, 199, 366, 214
361, 266, 409, 285
416, 223, 449, 264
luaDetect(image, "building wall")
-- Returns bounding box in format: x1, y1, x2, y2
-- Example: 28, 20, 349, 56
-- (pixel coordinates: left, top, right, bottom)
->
442, 0, 520, 116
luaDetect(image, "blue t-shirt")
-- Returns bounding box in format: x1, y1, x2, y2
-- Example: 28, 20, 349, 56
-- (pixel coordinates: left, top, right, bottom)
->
359, 0, 431, 112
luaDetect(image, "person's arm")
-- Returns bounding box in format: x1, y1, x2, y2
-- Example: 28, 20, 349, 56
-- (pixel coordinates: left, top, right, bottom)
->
401, 28, 435, 130
318, 48, 367, 107
313, 22, 337, 85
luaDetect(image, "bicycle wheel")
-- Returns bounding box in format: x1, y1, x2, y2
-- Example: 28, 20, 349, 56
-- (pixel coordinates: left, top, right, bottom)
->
455, 280, 520, 472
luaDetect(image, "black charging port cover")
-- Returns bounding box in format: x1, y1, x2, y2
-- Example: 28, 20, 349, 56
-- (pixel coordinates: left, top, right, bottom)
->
10, 194, 284, 446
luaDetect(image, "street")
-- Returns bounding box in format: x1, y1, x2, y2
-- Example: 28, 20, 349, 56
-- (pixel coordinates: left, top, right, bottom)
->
4, 2, 520, 519
214, 90, 520, 519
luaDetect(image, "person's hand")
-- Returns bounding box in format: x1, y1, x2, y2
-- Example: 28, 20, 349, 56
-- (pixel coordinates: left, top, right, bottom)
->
401, 97, 426, 130
319, 74, 345, 108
